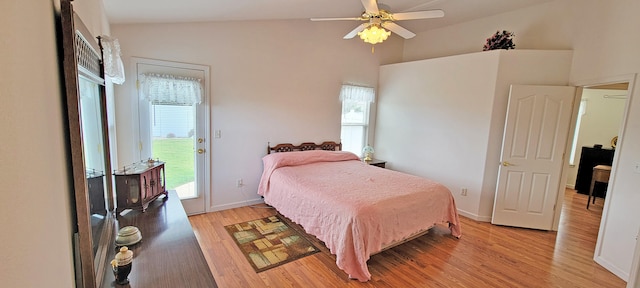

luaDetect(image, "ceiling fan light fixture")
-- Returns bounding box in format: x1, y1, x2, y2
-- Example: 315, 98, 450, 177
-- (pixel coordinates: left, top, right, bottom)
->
358, 25, 391, 44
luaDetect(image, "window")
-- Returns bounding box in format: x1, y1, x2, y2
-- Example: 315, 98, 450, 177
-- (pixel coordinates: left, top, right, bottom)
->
340, 84, 375, 156
569, 98, 587, 165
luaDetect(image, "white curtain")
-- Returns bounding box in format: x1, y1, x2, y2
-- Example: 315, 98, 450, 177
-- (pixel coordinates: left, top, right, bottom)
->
140, 73, 202, 105
339, 84, 375, 103
100, 36, 125, 85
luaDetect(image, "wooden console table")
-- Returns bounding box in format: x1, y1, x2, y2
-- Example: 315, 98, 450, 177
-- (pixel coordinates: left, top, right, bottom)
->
102, 190, 217, 287
114, 161, 168, 213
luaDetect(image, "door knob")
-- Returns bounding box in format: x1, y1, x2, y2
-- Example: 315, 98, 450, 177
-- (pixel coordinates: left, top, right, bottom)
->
502, 161, 512, 166
197, 148, 205, 154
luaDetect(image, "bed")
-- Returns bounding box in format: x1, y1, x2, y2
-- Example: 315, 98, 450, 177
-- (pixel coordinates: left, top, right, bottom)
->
257, 141, 461, 282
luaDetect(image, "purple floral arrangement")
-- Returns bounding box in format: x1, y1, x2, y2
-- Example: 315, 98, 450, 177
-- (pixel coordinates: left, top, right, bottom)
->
483, 30, 515, 51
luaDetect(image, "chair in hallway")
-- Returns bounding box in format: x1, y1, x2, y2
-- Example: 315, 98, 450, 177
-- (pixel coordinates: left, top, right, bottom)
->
587, 165, 611, 209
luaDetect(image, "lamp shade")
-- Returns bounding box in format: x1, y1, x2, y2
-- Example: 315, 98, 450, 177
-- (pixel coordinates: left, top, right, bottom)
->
362, 145, 374, 161
358, 25, 391, 44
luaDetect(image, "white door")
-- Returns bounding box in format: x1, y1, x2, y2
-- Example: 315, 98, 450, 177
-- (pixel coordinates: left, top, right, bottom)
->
134, 58, 210, 215
492, 85, 576, 230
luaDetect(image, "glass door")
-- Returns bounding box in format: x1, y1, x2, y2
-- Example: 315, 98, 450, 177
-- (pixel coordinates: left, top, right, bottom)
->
135, 58, 210, 215
150, 104, 197, 198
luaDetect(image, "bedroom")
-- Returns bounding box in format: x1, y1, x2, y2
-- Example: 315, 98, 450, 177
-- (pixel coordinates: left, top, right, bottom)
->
2, 0, 640, 287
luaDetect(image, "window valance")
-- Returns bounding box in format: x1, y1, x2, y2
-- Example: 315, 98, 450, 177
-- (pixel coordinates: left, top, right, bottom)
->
140, 73, 202, 105
339, 84, 375, 103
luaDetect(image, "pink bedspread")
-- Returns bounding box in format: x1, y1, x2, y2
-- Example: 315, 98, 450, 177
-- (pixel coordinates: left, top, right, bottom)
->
257, 150, 461, 281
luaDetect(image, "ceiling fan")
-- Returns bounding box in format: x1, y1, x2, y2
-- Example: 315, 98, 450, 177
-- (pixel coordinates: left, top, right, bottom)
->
311, 0, 445, 44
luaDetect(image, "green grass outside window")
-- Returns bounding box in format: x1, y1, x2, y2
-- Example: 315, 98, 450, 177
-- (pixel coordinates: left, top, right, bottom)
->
152, 138, 194, 190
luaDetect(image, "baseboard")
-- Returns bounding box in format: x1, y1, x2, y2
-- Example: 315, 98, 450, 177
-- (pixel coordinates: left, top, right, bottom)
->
209, 198, 265, 212
595, 255, 629, 282
457, 209, 492, 222
566, 184, 576, 189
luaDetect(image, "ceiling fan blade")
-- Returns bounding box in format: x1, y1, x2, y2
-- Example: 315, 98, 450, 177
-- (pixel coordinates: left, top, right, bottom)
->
391, 10, 445, 21
344, 23, 369, 39
381, 22, 416, 39
361, 0, 379, 14
311, 17, 363, 21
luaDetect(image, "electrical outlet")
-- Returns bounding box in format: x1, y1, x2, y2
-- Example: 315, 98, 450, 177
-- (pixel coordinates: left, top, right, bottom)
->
236, 179, 243, 188
461, 188, 468, 196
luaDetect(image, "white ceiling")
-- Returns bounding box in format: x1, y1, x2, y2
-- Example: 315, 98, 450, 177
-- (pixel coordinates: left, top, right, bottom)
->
104, 0, 553, 32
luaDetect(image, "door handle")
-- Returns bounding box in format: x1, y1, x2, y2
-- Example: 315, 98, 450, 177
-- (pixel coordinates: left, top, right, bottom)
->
197, 148, 206, 154
501, 161, 513, 166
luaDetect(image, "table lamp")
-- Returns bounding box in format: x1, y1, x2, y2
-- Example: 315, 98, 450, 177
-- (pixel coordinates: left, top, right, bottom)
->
362, 145, 374, 161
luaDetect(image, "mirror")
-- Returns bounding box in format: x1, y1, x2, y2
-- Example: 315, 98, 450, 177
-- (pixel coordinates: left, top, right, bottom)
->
78, 76, 110, 256
59, 1, 115, 286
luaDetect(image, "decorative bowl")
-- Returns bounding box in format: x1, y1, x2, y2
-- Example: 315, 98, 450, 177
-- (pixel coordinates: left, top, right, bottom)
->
115, 226, 142, 246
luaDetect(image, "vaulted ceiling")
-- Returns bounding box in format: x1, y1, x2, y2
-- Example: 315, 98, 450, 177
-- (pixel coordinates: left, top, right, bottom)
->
104, 0, 554, 33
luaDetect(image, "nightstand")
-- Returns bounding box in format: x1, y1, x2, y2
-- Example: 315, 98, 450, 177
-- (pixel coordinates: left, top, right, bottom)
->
364, 159, 386, 168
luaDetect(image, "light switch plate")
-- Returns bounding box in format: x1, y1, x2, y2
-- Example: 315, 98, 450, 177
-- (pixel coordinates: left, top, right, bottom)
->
634, 162, 640, 174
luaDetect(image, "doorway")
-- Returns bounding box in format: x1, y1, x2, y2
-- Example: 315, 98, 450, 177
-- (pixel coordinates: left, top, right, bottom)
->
566, 82, 628, 195
563, 81, 629, 249
133, 57, 210, 215
555, 75, 634, 281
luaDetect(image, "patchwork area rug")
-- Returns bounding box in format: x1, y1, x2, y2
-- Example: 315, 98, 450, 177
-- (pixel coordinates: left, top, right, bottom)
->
225, 215, 320, 272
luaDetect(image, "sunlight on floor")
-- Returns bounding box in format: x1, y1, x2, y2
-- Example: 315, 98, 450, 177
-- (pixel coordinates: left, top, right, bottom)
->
553, 188, 604, 263
176, 181, 195, 198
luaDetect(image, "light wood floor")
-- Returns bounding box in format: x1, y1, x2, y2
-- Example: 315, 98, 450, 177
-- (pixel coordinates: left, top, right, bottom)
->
189, 189, 625, 287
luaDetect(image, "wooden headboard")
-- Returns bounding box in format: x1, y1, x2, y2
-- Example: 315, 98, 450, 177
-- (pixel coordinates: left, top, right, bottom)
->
267, 141, 342, 154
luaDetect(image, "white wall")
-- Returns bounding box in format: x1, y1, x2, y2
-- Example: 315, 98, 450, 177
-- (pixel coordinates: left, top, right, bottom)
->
403, 1, 574, 61
1, 1, 72, 287
398, 0, 640, 281
377, 52, 499, 219
376, 50, 571, 221
577, 90, 626, 150
0, 0, 112, 286
72, 0, 110, 38
111, 20, 404, 211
